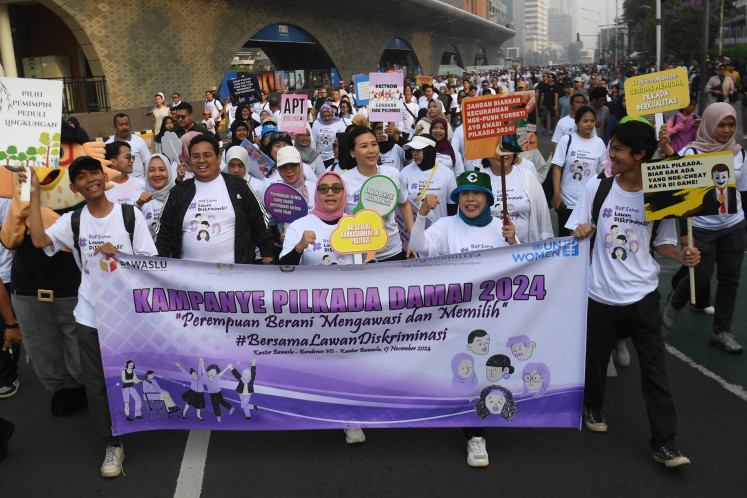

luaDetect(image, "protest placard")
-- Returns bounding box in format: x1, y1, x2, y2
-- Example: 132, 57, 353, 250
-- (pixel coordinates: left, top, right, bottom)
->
0, 77, 63, 200
353, 74, 370, 106
330, 209, 389, 263
280, 94, 308, 133
240, 139, 274, 179
227, 75, 262, 105
352, 175, 399, 216
625, 68, 690, 119
462, 93, 531, 160
415, 75, 433, 87
643, 151, 736, 220
368, 72, 404, 122
263, 183, 308, 223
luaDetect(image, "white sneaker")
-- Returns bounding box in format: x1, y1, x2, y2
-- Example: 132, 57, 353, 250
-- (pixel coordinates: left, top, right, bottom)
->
101, 444, 125, 478
606, 356, 617, 377
344, 428, 366, 444
691, 305, 715, 315
613, 340, 630, 367
467, 437, 489, 467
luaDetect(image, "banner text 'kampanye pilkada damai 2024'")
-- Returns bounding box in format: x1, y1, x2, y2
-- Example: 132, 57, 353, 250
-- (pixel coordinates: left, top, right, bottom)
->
91, 238, 589, 435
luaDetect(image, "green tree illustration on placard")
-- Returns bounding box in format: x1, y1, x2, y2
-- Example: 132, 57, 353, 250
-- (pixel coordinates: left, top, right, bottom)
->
39, 132, 51, 166
25, 146, 38, 166
6, 145, 18, 166
50, 132, 61, 165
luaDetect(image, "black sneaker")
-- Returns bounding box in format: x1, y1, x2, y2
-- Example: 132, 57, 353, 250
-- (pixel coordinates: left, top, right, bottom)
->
583, 406, 607, 432
653, 446, 691, 468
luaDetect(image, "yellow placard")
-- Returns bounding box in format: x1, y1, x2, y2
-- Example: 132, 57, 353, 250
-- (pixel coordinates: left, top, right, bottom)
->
415, 75, 433, 87
624, 68, 690, 118
330, 209, 389, 263
643, 151, 736, 220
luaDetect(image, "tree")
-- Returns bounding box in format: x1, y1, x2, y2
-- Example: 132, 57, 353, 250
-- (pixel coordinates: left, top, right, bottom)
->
0, 151, 6, 166
624, 0, 735, 62
50, 133, 61, 166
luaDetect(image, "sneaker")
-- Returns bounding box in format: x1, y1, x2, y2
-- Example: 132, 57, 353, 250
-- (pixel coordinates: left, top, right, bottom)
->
613, 340, 631, 367
0, 379, 19, 399
583, 407, 608, 432
662, 293, 679, 329
653, 446, 691, 468
710, 332, 744, 354
466, 437, 489, 467
101, 444, 125, 478
344, 428, 366, 444
690, 305, 715, 315
606, 356, 617, 377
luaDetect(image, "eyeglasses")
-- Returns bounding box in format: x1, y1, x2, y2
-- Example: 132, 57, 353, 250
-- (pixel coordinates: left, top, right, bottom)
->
189, 152, 216, 161
317, 184, 343, 194
175, 114, 188, 120
120, 154, 133, 161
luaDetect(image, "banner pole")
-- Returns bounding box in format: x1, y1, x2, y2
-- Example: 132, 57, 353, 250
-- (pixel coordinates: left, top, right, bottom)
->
687, 217, 696, 306
501, 160, 509, 242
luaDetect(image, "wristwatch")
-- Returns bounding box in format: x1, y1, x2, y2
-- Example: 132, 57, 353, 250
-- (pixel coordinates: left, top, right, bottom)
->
5, 322, 19, 329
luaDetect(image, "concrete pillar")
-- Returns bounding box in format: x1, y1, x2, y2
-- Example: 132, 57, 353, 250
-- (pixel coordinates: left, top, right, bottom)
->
0, 4, 17, 77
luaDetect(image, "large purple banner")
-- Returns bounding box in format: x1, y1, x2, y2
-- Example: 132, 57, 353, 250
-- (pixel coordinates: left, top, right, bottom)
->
91, 238, 588, 436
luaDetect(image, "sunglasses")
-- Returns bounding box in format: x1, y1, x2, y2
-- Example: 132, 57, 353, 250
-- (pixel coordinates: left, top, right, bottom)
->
175, 114, 188, 120
317, 184, 343, 194
269, 131, 291, 142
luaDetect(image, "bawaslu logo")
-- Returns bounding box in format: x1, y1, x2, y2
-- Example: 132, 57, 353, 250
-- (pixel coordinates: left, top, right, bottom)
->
119, 259, 168, 271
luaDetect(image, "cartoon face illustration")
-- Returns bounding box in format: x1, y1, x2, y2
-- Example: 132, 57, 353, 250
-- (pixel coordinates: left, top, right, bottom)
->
610, 225, 619, 234
206, 365, 219, 379
467, 329, 490, 355
322, 254, 332, 265
486, 354, 515, 382
211, 223, 221, 234
521, 362, 550, 398
242, 368, 251, 378
337, 257, 346, 265
712, 164, 730, 188
616, 234, 626, 246
572, 172, 582, 181
506, 335, 536, 360
190, 220, 198, 232
486, 392, 506, 414
197, 230, 210, 241
475, 385, 517, 421
612, 247, 627, 261
458, 359, 473, 378
450, 353, 477, 391
195, 213, 203, 221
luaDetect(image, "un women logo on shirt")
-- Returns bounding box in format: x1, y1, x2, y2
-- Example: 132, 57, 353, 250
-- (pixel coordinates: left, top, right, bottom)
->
512, 239, 579, 262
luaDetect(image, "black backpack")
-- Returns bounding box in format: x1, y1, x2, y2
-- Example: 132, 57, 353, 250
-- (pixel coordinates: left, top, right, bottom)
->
71, 203, 135, 260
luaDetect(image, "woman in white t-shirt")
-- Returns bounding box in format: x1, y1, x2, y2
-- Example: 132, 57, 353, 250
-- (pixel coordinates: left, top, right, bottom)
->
482, 147, 553, 243
133, 154, 181, 241
551, 105, 606, 236
400, 134, 457, 223
312, 104, 347, 168
279, 171, 353, 266
371, 121, 406, 170
409, 170, 517, 467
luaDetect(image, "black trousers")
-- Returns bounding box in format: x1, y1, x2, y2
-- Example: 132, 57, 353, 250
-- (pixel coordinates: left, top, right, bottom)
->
0, 283, 19, 387
584, 291, 678, 450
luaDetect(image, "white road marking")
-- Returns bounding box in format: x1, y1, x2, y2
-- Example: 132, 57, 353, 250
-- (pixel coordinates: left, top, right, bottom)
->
666, 343, 747, 402
173, 430, 211, 498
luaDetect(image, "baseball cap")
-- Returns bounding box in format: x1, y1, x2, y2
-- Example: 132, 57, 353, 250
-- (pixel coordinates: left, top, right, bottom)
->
573, 77, 583, 83
276, 146, 302, 167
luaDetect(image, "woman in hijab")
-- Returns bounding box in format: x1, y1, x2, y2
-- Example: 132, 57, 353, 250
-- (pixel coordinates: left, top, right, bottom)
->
133, 154, 181, 241
663, 102, 746, 354
294, 129, 325, 176
429, 117, 463, 175
154, 116, 176, 154
279, 171, 353, 266
409, 170, 517, 468
414, 98, 452, 138
312, 103, 347, 168
66, 117, 90, 143
400, 134, 457, 223
221, 120, 253, 163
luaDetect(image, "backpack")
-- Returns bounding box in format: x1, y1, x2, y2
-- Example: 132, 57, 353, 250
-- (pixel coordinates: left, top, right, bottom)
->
71, 203, 135, 260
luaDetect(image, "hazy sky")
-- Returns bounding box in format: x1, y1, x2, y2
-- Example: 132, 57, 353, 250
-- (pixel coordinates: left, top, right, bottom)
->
576, 0, 623, 49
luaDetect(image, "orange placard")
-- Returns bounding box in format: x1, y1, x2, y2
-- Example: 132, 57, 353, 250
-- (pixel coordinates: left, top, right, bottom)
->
462, 94, 530, 160
415, 75, 433, 87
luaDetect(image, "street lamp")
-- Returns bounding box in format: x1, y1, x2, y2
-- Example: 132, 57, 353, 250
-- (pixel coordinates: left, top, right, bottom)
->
639, 4, 652, 63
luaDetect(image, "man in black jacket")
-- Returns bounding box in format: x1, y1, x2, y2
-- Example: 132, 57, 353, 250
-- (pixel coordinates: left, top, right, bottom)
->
156, 135, 273, 264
